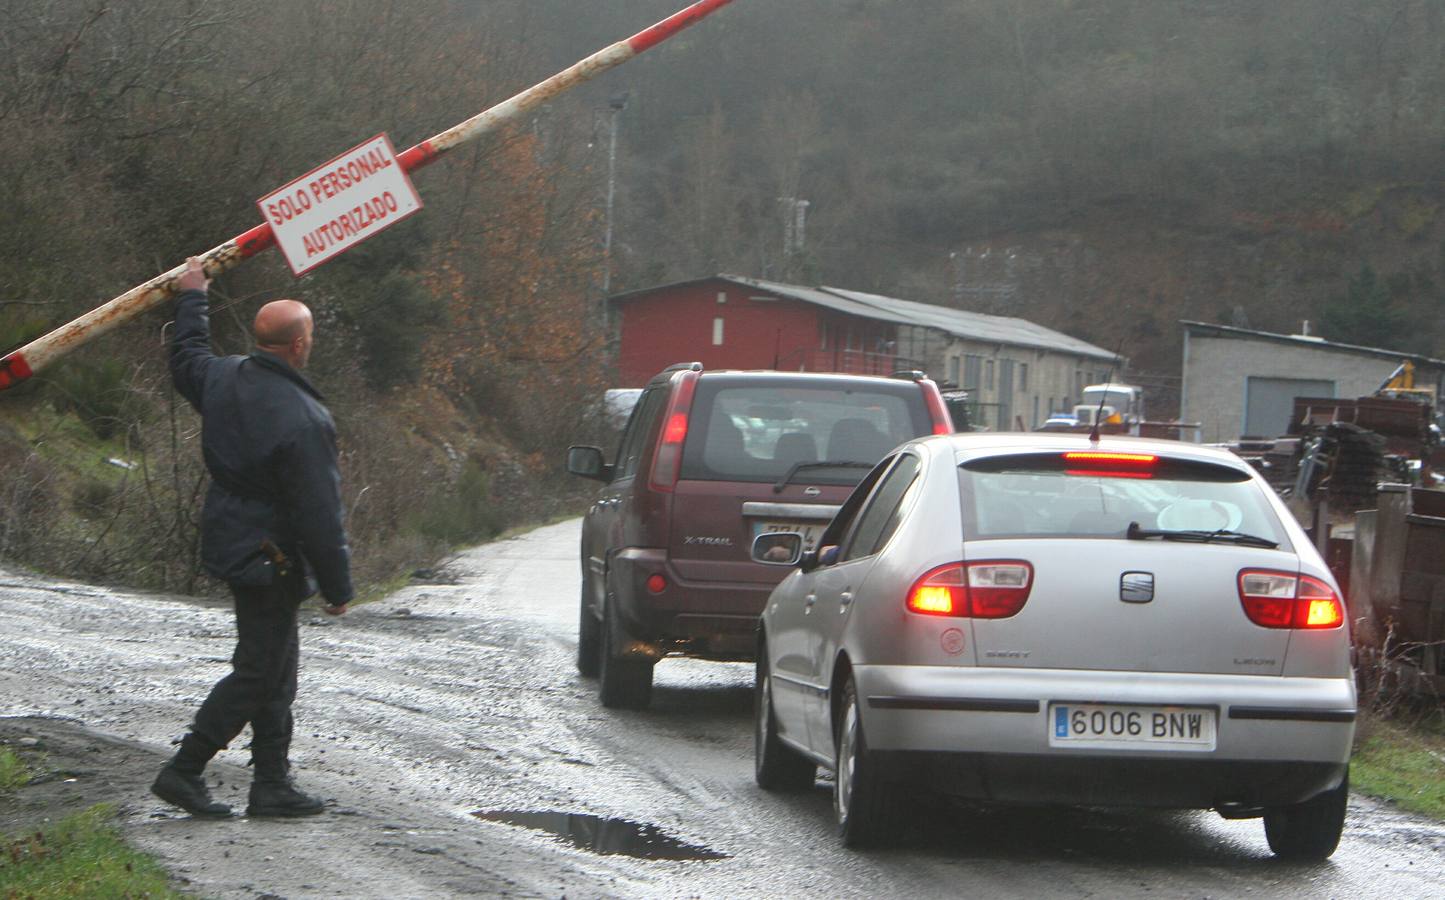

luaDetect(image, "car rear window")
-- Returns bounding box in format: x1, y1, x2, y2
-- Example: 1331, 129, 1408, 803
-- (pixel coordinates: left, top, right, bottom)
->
679, 379, 928, 484
957, 452, 1289, 544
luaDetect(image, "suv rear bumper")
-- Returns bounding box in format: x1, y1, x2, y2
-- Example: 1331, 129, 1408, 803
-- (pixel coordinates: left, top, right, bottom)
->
611, 548, 771, 660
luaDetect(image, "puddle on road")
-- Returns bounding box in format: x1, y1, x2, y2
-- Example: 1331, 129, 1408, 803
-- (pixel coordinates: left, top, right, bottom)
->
470, 809, 729, 861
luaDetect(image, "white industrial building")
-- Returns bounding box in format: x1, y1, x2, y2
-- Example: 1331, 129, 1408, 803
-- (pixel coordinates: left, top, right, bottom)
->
1180, 320, 1445, 443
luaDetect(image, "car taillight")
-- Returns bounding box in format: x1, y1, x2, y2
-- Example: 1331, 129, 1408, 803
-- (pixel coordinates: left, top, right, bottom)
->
1237, 569, 1344, 629
968, 563, 1033, 617
919, 380, 953, 435
1297, 575, 1345, 628
1062, 451, 1157, 479
906, 561, 1033, 618
647, 370, 699, 492
907, 564, 966, 615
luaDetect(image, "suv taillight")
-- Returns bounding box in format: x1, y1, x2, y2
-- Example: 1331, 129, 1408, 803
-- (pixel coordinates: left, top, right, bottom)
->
906, 561, 1033, 618
919, 379, 954, 435
1237, 570, 1344, 629
647, 369, 699, 493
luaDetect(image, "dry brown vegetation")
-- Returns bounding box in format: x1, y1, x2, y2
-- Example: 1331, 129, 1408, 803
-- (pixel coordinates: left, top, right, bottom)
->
0, 0, 617, 592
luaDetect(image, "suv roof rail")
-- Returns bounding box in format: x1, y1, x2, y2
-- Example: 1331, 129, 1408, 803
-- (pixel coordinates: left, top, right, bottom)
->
890, 369, 928, 381
661, 361, 704, 374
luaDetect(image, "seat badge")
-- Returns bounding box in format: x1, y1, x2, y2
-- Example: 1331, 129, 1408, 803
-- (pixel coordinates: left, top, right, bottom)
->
1120, 572, 1154, 603
803, 486, 821, 497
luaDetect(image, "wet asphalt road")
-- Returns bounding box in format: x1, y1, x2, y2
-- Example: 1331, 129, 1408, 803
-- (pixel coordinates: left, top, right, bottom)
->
2, 518, 1443, 898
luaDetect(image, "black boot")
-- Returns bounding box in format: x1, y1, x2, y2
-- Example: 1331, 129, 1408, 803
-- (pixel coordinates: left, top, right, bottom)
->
151, 766, 232, 818
247, 776, 324, 817
247, 755, 323, 817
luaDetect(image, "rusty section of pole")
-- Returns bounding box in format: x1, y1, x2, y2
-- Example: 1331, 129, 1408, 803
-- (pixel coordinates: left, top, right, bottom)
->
0, 0, 737, 392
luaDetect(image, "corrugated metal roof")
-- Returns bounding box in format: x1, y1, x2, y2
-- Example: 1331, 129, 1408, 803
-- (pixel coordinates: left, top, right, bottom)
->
1181, 320, 1445, 367
821, 286, 1116, 360
689, 275, 1116, 361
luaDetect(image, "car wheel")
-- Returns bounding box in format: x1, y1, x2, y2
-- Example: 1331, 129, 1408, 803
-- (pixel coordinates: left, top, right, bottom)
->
598, 591, 653, 710
1263, 767, 1348, 861
576, 581, 601, 678
834, 677, 893, 847
755, 645, 815, 791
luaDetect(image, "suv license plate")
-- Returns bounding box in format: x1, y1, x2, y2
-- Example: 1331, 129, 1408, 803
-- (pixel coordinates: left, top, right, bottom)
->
1048, 703, 1216, 751
754, 521, 825, 552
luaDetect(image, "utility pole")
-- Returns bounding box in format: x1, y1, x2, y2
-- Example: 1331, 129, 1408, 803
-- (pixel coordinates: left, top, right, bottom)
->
778, 196, 809, 280
601, 92, 629, 309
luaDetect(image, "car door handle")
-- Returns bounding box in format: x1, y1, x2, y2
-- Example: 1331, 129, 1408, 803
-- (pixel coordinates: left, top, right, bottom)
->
804, 594, 816, 614
839, 591, 853, 611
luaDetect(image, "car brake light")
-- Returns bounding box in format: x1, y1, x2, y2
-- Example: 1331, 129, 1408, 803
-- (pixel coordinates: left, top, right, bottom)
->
906, 561, 1032, 618
1237, 569, 1344, 629
648, 370, 699, 492
907, 564, 966, 614
1062, 451, 1157, 479
1297, 575, 1344, 628
919, 380, 953, 434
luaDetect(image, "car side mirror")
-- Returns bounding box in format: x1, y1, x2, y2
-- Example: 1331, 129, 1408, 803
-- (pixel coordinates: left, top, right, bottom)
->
797, 543, 836, 573
566, 445, 612, 482
751, 532, 803, 566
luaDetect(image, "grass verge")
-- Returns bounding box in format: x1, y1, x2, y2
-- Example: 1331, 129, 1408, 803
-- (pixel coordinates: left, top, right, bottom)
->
0, 749, 29, 791
0, 804, 182, 899
1352, 713, 1445, 820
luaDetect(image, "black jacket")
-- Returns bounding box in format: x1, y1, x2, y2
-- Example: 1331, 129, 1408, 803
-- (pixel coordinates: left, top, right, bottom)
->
169, 289, 354, 605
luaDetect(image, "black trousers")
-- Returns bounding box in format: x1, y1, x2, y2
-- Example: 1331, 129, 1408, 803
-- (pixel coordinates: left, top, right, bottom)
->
186, 569, 305, 778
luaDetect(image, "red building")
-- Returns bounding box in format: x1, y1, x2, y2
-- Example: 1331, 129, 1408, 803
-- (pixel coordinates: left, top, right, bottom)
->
609, 275, 910, 387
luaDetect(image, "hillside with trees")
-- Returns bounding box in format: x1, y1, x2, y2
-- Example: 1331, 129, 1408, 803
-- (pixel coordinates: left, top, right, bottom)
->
2, 0, 1442, 590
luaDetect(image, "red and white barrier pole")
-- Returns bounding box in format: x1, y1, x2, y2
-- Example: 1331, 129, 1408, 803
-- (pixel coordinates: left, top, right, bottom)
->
0, 0, 736, 392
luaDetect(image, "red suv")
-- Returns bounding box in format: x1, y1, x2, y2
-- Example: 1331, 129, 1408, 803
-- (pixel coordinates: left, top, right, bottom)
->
566, 363, 952, 708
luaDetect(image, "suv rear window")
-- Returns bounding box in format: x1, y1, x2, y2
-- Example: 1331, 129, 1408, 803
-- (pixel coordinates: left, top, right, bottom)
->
958, 452, 1288, 544
679, 378, 928, 484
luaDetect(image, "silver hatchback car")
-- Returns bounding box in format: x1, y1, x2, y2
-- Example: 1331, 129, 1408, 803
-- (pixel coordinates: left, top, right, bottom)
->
752, 433, 1355, 858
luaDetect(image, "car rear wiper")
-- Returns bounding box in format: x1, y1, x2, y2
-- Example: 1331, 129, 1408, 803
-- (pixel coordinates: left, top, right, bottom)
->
1126, 521, 1278, 549
774, 460, 874, 493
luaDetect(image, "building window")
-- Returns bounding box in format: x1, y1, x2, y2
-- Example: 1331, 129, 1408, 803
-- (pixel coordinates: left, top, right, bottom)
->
712, 317, 724, 346
1019, 363, 1028, 391
717, 291, 727, 304
985, 359, 995, 391
819, 322, 828, 350
948, 356, 960, 386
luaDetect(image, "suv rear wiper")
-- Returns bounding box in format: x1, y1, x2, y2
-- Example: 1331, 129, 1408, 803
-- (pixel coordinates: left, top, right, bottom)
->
774, 460, 874, 493
1126, 521, 1279, 549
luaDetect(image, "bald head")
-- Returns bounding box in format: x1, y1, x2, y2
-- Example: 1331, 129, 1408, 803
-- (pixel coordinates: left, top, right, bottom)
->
254, 300, 315, 369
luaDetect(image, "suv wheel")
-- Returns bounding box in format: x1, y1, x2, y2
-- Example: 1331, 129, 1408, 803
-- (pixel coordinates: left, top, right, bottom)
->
1263, 768, 1348, 861
598, 592, 653, 710
834, 678, 894, 848
755, 644, 815, 791
576, 581, 601, 678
